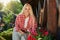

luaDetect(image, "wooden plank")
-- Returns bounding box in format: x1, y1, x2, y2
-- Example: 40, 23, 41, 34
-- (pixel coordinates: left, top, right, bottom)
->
47, 0, 57, 34
58, 2, 60, 27
56, 1, 60, 39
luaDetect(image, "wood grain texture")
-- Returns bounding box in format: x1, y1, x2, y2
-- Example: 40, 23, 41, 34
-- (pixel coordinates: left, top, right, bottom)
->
47, 0, 57, 34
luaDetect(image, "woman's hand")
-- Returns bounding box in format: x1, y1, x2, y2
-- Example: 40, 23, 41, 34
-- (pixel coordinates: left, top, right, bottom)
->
19, 30, 25, 35
21, 31, 24, 35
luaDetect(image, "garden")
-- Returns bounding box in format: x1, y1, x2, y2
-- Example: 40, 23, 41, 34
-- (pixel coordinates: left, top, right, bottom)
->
0, 0, 23, 40
0, 0, 55, 40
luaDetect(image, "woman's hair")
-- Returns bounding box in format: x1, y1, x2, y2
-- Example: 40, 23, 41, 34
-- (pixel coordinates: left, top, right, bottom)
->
20, 3, 35, 20
21, 3, 33, 15
18, 3, 37, 28
20, 3, 36, 25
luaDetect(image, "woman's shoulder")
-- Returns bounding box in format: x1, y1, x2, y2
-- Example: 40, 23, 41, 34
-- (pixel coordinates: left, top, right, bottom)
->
17, 13, 25, 18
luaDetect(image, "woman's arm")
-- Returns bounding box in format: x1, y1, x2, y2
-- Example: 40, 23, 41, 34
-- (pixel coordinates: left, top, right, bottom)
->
29, 17, 38, 36
15, 16, 20, 32
15, 16, 24, 33
15, 15, 26, 34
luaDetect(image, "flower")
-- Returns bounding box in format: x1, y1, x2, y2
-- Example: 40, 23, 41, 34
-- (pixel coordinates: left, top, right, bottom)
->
40, 28, 49, 36
27, 34, 36, 40
27, 27, 52, 40
32, 31, 38, 36
44, 31, 48, 36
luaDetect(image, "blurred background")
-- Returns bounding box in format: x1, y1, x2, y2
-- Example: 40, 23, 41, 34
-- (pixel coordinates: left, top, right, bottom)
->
0, 0, 23, 40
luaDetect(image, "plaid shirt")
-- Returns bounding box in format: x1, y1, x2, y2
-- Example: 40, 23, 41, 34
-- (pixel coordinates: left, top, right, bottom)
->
15, 14, 37, 32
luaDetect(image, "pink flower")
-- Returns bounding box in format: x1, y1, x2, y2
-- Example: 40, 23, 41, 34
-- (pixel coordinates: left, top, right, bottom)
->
42, 31, 49, 36
44, 31, 49, 36
40, 28, 49, 36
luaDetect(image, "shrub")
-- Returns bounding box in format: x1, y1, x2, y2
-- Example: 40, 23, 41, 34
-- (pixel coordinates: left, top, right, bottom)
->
0, 36, 6, 40
0, 28, 13, 40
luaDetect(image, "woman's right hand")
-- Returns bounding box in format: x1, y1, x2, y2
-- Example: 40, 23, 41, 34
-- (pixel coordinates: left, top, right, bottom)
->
19, 30, 25, 35
21, 31, 24, 35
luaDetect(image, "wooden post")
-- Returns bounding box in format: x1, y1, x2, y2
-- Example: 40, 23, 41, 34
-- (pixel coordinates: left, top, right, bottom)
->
47, 0, 57, 34
58, 0, 60, 27
56, 0, 60, 39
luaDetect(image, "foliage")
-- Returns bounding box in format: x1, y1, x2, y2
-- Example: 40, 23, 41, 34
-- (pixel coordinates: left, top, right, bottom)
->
5, 1, 23, 14
3, 12, 14, 24
34, 28, 54, 40
0, 36, 6, 40
0, 1, 22, 40
2, 1, 23, 24
0, 3, 4, 10
0, 28, 13, 40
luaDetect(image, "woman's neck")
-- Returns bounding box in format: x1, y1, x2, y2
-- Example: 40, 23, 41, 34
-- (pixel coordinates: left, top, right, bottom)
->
24, 14, 30, 18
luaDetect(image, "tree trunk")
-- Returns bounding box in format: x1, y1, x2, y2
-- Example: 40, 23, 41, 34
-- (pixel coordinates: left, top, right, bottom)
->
47, 0, 57, 35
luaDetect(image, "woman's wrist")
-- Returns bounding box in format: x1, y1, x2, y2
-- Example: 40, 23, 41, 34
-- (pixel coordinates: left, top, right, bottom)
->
18, 30, 23, 33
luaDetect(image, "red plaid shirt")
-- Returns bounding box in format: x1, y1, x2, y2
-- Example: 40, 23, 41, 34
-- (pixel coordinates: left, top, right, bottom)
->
15, 14, 37, 33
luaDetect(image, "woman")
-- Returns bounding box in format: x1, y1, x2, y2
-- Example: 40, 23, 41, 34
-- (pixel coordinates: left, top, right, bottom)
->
12, 3, 37, 40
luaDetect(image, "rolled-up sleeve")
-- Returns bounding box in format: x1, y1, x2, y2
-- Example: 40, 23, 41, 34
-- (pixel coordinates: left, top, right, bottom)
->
15, 16, 20, 31
30, 22, 38, 36
29, 18, 38, 36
